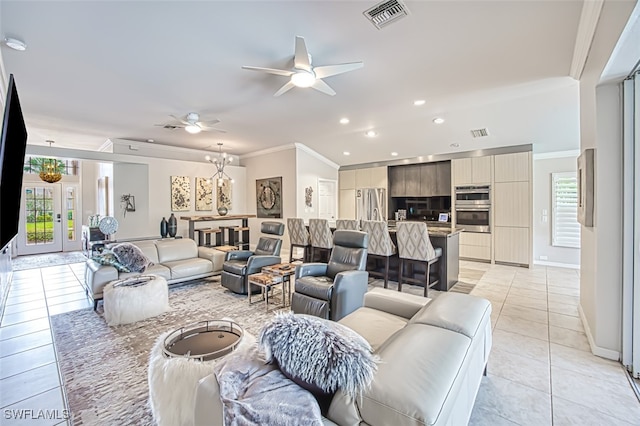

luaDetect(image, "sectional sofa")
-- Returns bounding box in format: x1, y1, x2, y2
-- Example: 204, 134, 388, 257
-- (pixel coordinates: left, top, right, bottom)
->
194, 288, 492, 425
84, 238, 225, 309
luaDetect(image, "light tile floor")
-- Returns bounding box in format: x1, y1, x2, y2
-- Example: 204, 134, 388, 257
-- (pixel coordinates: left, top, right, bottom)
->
0, 262, 89, 426
0, 259, 638, 425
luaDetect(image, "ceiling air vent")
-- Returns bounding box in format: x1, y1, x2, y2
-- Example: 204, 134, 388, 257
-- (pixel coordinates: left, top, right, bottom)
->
363, 0, 410, 30
470, 128, 490, 138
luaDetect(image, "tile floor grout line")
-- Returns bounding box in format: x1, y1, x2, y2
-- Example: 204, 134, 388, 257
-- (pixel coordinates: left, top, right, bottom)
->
0, 384, 64, 411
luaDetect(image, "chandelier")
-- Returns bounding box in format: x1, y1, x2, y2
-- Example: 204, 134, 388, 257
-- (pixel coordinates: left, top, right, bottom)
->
38, 140, 63, 183
205, 142, 233, 187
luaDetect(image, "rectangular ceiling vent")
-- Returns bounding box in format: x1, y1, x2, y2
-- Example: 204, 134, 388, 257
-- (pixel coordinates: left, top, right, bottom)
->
363, 0, 410, 30
470, 128, 490, 138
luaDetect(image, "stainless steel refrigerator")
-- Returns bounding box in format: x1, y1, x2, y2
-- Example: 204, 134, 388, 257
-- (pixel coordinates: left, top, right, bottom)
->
356, 188, 386, 222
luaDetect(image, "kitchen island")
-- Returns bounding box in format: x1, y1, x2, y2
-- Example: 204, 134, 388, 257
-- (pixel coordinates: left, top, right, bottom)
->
387, 223, 463, 292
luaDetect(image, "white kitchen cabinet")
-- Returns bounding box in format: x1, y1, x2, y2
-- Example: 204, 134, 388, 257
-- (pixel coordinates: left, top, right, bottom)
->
494, 226, 530, 265
452, 156, 492, 186
459, 232, 491, 261
338, 189, 356, 219
494, 152, 530, 182
339, 170, 356, 190
494, 182, 530, 227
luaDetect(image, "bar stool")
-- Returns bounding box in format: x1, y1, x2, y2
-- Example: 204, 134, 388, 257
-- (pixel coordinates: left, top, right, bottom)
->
335, 219, 360, 231
361, 220, 396, 289
287, 218, 311, 263
195, 228, 222, 247
309, 218, 333, 263
396, 221, 442, 297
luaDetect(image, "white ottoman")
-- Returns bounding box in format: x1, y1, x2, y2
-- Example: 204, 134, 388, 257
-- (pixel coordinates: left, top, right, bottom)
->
148, 320, 254, 426
103, 274, 170, 326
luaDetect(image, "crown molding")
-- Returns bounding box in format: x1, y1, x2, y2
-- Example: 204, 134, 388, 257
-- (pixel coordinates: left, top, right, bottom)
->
239, 143, 297, 160
570, 0, 605, 80
294, 143, 339, 169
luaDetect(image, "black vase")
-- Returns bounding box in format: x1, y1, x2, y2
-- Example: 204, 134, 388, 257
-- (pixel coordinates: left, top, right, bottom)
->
160, 217, 168, 238
168, 213, 177, 237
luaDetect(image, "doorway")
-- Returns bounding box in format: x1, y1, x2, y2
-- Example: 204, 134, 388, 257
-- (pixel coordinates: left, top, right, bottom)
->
317, 179, 337, 221
16, 181, 80, 255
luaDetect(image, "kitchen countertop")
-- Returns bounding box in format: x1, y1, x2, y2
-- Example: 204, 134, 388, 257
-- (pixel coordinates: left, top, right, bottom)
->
387, 223, 464, 237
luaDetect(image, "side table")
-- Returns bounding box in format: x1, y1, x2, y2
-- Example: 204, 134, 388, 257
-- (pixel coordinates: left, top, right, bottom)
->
261, 262, 298, 306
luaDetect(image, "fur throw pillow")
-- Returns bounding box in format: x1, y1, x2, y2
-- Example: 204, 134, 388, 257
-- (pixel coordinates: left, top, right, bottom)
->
259, 312, 378, 399
91, 250, 131, 272
111, 243, 152, 273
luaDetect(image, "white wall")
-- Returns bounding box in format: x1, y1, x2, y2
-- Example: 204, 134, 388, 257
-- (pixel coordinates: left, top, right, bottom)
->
113, 163, 149, 239
296, 147, 339, 222
578, 0, 635, 360
241, 147, 297, 246
533, 155, 580, 267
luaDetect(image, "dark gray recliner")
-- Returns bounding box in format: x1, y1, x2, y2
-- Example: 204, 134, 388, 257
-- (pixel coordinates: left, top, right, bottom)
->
291, 230, 369, 321
221, 221, 285, 294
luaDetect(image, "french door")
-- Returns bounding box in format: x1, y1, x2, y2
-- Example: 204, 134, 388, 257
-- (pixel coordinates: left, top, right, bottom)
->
16, 181, 80, 255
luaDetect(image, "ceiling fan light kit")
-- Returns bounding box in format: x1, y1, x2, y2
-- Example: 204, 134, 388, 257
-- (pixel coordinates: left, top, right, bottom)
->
185, 124, 201, 134
242, 36, 363, 97
156, 112, 225, 134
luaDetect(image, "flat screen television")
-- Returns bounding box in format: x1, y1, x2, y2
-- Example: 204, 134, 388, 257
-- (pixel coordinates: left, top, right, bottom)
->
0, 74, 28, 251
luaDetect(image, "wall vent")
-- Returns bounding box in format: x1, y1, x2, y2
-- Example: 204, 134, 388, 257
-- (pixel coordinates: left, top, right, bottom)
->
363, 0, 410, 30
470, 128, 490, 138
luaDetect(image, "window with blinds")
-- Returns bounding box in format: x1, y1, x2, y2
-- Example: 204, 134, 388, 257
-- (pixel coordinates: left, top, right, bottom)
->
552, 172, 580, 248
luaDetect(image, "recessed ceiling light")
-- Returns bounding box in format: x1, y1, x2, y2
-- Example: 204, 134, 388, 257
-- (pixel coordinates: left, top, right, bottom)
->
4, 38, 26, 51
365, 130, 377, 137
391, 152, 398, 156
450, 143, 460, 148
339, 118, 350, 124
413, 100, 426, 106
343, 151, 350, 156
433, 117, 445, 124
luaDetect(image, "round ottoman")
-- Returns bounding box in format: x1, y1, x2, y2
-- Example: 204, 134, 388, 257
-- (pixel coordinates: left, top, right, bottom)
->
103, 274, 169, 326
148, 319, 254, 426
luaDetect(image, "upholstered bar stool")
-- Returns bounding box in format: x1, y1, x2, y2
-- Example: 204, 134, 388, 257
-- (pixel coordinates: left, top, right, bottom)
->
335, 219, 360, 231
361, 220, 396, 289
309, 218, 333, 263
396, 221, 442, 297
287, 218, 311, 263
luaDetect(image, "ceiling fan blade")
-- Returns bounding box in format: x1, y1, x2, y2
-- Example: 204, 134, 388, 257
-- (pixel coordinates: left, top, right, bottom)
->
314, 62, 364, 79
169, 114, 190, 126
294, 36, 312, 71
241, 66, 294, 77
274, 81, 296, 97
311, 79, 336, 96
200, 125, 227, 133
197, 119, 220, 127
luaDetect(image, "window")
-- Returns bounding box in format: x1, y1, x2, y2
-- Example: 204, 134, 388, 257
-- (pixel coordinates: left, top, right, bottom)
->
552, 172, 580, 248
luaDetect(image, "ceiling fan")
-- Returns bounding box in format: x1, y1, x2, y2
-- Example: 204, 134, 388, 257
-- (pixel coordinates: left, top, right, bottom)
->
155, 112, 226, 134
242, 36, 364, 97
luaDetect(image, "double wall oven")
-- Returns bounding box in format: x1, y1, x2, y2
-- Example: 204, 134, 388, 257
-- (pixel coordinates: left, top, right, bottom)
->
454, 185, 490, 233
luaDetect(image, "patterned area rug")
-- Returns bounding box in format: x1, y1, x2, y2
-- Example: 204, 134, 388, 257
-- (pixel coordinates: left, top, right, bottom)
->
51, 276, 476, 425
12, 251, 87, 271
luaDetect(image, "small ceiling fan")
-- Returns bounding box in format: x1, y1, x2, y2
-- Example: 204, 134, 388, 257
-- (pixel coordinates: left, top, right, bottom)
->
242, 36, 364, 97
155, 112, 226, 134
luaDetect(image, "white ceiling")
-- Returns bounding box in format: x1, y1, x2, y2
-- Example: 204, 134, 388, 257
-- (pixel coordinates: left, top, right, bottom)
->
1, 0, 587, 166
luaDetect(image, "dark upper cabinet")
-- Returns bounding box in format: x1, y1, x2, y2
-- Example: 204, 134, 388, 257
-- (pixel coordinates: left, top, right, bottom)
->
436, 161, 451, 196
389, 161, 451, 197
389, 166, 405, 197
420, 164, 438, 196
404, 165, 421, 196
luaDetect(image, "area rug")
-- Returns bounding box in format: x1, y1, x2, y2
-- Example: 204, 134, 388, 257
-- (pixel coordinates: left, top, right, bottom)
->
51, 276, 475, 425
12, 251, 87, 271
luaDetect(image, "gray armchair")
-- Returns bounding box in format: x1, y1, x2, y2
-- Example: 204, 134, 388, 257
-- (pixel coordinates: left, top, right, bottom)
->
221, 221, 285, 294
291, 230, 369, 321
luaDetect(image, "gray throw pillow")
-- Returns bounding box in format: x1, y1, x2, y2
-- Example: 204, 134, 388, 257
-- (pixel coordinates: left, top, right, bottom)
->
91, 250, 131, 273
111, 243, 152, 273
259, 312, 378, 399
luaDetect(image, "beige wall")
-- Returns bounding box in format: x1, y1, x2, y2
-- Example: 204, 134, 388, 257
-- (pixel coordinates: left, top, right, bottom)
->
296, 148, 339, 222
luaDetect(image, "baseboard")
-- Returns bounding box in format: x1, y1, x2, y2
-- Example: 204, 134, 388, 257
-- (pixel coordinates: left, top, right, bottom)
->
533, 260, 580, 269
578, 304, 621, 361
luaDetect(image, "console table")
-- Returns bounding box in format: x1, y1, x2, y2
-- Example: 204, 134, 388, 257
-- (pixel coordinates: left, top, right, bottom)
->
180, 215, 256, 250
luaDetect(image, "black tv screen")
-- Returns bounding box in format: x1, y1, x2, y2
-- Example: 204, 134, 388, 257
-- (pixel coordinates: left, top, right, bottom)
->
0, 75, 28, 251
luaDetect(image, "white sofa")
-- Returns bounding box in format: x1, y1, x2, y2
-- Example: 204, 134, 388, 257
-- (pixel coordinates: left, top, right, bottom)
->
84, 238, 225, 309
194, 288, 492, 426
